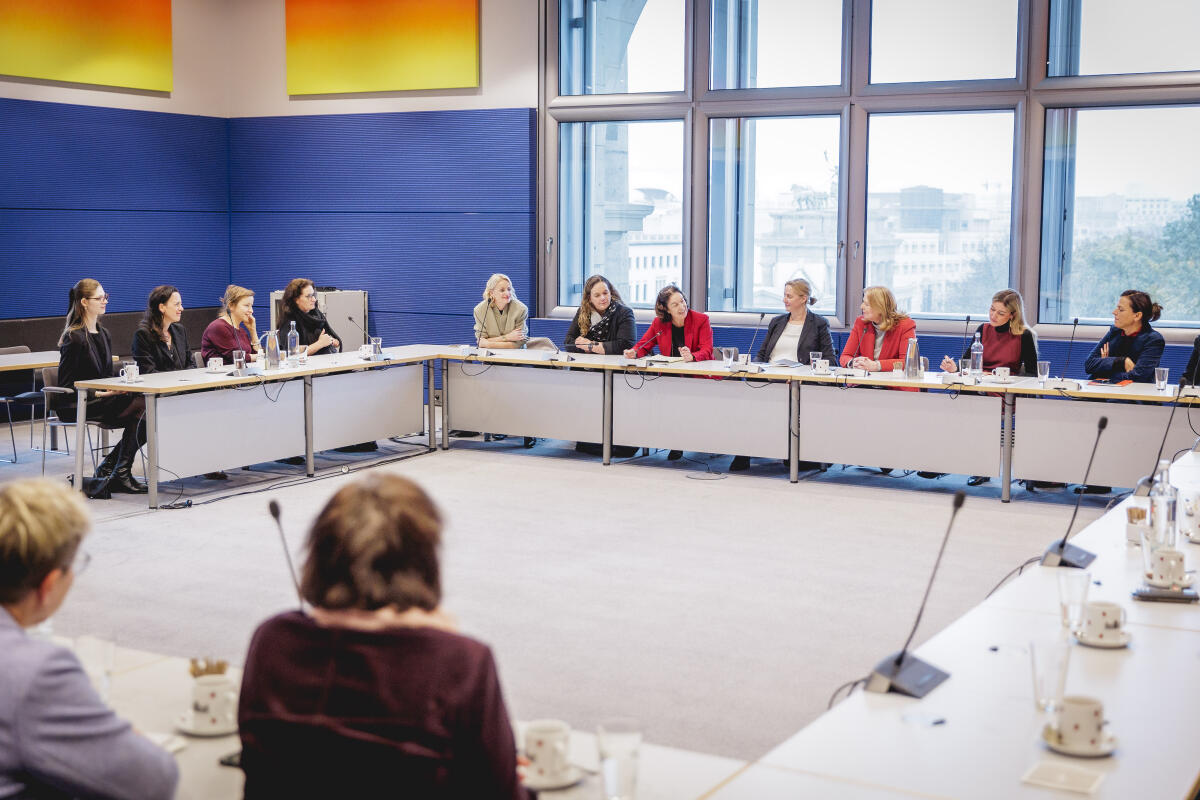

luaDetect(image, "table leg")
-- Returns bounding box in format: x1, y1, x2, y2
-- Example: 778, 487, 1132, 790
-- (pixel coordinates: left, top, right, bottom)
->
789, 381, 800, 483
146, 395, 158, 509
441, 360, 450, 451
1001, 394, 1015, 503
303, 375, 314, 477
602, 371, 613, 466
426, 360, 436, 451
74, 388, 87, 495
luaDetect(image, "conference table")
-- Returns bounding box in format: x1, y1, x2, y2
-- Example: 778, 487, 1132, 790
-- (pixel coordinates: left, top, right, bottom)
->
0, 349, 59, 373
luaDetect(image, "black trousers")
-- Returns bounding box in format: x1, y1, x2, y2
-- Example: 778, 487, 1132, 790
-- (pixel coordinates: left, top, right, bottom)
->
58, 393, 147, 465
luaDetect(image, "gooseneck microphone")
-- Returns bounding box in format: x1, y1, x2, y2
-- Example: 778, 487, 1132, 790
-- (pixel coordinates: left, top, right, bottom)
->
959, 315, 973, 361
268, 500, 304, 608
347, 315, 368, 346
1061, 317, 1080, 378
745, 313, 767, 361
1040, 416, 1107, 568
865, 490, 965, 698
1133, 386, 1185, 497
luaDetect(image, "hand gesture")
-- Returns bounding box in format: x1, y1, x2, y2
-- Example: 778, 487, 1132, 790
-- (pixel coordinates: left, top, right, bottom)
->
1124, 357, 1134, 373
1099, 342, 1109, 359
679, 346, 693, 362
575, 336, 592, 348
623, 348, 637, 359
940, 355, 957, 372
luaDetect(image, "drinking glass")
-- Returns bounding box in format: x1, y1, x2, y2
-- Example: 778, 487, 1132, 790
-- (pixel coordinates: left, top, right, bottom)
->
232, 350, 246, 374
1037, 360, 1051, 382
1029, 637, 1071, 712
1057, 570, 1090, 631
73, 635, 115, 704
809, 351, 823, 368
721, 347, 736, 369
1155, 367, 1169, 391
371, 336, 383, 358
959, 358, 971, 375
597, 718, 641, 800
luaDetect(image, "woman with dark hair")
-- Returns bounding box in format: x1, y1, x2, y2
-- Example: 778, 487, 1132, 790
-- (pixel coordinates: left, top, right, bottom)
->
237, 475, 528, 799
756, 278, 834, 365
132, 285, 189, 375
1083, 290, 1165, 383
563, 275, 635, 355
623, 285, 713, 363
277, 279, 340, 357
56, 279, 147, 494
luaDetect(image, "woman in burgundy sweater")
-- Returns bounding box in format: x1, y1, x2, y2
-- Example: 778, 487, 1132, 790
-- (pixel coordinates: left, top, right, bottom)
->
939, 289, 1038, 377
200, 284, 262, 365
238, 475, 529, 800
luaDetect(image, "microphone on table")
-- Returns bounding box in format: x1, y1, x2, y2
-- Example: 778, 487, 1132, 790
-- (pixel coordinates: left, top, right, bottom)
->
1040, 416, 1107, 568
1133, 384, 1186, 496
1061, 317, 1079, 378
347, 315, 369, 346
745, 312, 767, 362
268, 499, 304, 609
865, 490, 965, 698
959, 315, 973, 365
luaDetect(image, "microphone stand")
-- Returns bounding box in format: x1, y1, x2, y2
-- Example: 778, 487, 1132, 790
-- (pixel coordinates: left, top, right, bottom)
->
268, 500, 304, 609
1040, 416, 1107, 568
1044, 317, 1081, 390
1133, 385, 1183, 497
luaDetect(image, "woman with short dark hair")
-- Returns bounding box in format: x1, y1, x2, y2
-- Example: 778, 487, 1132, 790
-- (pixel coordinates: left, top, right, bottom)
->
132, 285, 189, 374
623, 285, 713, 362
278, 279, 341, 357
238, 475, 528, 799
1083, 290, 1165, 383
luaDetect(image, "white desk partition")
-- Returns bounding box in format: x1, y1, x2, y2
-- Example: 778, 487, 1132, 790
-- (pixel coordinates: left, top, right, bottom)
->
1012, 396, 1198, 488
796, 384, 1001, 476
312, 365, 424, 451
155, 380, 306, 481
612, 373, 789, 459
445, 361, 604, 443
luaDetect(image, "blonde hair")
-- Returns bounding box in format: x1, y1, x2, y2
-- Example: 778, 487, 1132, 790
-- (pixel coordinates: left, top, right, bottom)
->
0, 479, 90, 604
992, 289, 1027, 336
784, 278, 817, 306
58, 278, 102, 346
220, 284, 254, 315
575, 275, 623, 333
863, 286, 907, 332
482, 273, 517, 304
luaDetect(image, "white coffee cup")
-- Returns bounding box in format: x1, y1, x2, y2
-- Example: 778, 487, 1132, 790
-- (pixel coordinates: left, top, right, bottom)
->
1053, 695, 1106, 750
190, 674, 237, 734
737, 353, 751, 366
813, 359, 830, 375
206, 357, 223, 372
119, 361, 139, 383
1078, 601, 1126, 642
525, 718, 571, 784
993, 366, 1010, 380
1145, 547, 1187, 588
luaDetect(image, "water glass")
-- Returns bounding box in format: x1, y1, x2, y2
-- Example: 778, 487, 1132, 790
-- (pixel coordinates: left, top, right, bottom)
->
959, 358, 971, 375
1029, 637, 1071, 712
721, 347, 736, 369
371, 336, 383, 358
1057, 570, 1091, 631
809, 351, 823, 368
232, 349, 246, 374
1037, 360, 1051, 382
597, 718, 642, 800
1155, 367, 1169, 391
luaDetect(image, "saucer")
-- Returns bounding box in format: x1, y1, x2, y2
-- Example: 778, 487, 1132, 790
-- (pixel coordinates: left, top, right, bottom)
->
1074, 628, 1131, 649
524, 765, 584, 791
1145, 572, 1195, 589
206, 367, 225, 374
1042, 724, 1116, 758
174, 710, 237, 737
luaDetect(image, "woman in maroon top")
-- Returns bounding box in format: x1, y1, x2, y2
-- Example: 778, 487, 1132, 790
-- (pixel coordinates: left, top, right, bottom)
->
238, 475, 529, 800
200, 285, 261, 365
940, 289, 1038, 377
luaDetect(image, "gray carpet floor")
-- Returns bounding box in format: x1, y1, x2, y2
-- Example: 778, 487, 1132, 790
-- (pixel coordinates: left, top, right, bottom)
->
7, 422, 1108, 761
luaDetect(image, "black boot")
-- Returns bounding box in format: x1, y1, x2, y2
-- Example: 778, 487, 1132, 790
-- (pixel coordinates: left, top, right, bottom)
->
110, 442, 147, 494
94, 447, 121, 479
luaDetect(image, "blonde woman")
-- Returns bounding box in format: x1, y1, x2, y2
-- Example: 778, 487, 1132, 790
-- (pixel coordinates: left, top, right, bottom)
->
839, 286, 917, 372
563, 275, 635, 355
0, 479, 178, 797
940, 289, 1038, 377
756, 278, 834, 364
473, 274, 528, 349
201, 285, 261, 364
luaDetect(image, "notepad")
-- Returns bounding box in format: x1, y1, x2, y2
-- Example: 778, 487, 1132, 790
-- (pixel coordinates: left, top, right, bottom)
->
1022, 761, 1103, 794
645, 355, 684, 363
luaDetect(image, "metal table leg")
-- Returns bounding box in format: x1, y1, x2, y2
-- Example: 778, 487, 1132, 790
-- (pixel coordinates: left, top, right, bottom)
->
602, 371, 613, 465
303, 375, 314, 477
789, 381, 800, 483
146, 395, 158, 508
441, 360, 450, 450
74, 388, 87, 495
426, 360, 436, 451
1001, 394, 1015, 503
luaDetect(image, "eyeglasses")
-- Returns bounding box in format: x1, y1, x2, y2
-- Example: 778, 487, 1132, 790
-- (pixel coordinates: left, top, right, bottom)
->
88, 294, 110, 303
301, 293, 317, 300
71, 550, 92, 576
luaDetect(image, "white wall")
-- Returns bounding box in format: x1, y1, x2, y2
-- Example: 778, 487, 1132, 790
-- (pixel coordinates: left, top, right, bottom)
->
0, 0, 538, 118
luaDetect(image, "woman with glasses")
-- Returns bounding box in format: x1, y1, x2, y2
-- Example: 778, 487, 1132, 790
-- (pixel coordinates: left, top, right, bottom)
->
56, 279, 148, 494
0, 478, 178, 798
132, 285, 190, 375
277, 279, 341, 357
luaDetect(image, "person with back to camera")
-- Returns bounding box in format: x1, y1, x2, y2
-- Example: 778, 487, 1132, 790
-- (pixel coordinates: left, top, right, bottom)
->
201, 284, 262, 365
564, 274, 635, 355
237, 474, 530, 799
57, 278, 148, 494
0, 478, 179, 799
756, 278, 835, 366
1082, 289, 1165, 384
1184, 333, 1200, 387
474, 273, 529, 350
277, 278, 341, 357
132, 284, 191, 375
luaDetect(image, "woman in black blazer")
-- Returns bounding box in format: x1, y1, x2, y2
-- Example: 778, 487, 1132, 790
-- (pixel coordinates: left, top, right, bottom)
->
132, 285, 190, 375
564, 274, 635, 355
57, 279, 147, 494
755, 278, 835, 364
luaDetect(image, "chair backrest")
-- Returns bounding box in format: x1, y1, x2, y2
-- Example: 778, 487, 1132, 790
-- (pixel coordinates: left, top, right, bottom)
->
193, 351, 205, 369
42, 367, 58, 388
0, 345, 32, 356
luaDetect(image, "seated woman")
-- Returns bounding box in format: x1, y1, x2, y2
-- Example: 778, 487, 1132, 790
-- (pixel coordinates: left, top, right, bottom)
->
0, 479, 178, 798
474, 273, 529, 349
756, 278, 834, 365
939, 289, 1038, 485
1083, 290, 1165, 383
238, 475, 528, 799
839, 286, 917, 373
564, 275, 635, 355
201, 284, 262, 365
278, 279, 341, 357
623, 285, 713, 363
57, 279, 147, 494
132, 285, 190, 375
1185, 333, 1200, 387
940, 289, 1038, 378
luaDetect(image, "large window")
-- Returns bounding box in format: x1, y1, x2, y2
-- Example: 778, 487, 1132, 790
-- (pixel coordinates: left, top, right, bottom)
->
1040, 106, 1200, 326
559, 0, 685, 95
710, 0, 842, 90
865, 111, 1014, 317
1049, 0, 1200, 77
708, 116, 841, 312
870, 0, 1019, 84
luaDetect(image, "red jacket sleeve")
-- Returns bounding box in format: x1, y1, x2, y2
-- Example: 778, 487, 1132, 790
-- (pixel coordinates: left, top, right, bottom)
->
840, 318, 866, 367
632, 318, 663, 357
878, 318, 917, 372
687, 312, 714, 362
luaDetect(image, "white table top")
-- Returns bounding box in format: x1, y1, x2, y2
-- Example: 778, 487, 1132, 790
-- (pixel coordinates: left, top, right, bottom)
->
0, 350, 58, 373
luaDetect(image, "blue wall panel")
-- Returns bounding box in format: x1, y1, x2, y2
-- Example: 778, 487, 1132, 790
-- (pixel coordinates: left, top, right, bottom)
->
228, 109, 536, 213
0, 210, 231, 319
0, 98, 228, 212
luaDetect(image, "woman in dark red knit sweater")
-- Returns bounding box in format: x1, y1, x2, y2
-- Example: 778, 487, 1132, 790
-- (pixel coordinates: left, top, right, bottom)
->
237, 475, 529, 799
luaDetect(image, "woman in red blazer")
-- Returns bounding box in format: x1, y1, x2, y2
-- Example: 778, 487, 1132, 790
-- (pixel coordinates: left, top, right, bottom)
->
839, 286, 917, 372
624, 286, 714, 362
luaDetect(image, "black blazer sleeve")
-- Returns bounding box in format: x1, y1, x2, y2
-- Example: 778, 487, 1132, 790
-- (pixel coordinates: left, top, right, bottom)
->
131, 328, 158, 375
600, 305, 636, 355
1019, 330, 1038, 376
1184, 334, 1200, 386
756, 315, 786, 363
564, 316, 583, 353
812, 315, 835, 363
